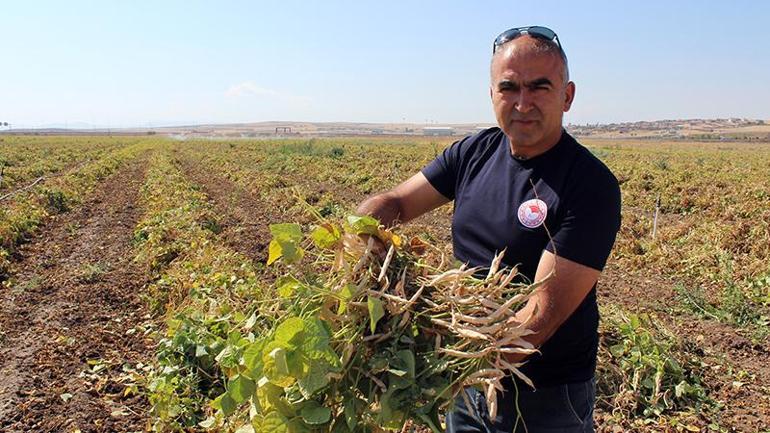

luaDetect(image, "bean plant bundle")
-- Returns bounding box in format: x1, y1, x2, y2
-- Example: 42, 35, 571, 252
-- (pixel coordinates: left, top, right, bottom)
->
215, 215, 543, 432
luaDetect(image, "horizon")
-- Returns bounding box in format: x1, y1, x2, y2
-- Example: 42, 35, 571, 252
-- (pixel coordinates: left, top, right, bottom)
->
1, 116, 768, 132
2, 1, 769, 129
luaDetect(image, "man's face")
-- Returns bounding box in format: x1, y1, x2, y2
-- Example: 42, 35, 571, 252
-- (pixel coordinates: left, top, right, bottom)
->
490, 37, 575, 156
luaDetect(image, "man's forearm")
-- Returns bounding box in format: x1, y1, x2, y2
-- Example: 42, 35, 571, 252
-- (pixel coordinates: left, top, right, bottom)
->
355, 192, 403, 227
502, 293, 562, 364
503, 252, 600, 364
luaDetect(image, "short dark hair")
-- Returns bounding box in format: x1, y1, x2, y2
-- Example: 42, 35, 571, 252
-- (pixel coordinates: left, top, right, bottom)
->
493, 35, 570, 83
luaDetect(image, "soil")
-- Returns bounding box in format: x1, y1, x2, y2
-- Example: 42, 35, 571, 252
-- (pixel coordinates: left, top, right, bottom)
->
0, 158, 151, 432
175, 154, 273, 265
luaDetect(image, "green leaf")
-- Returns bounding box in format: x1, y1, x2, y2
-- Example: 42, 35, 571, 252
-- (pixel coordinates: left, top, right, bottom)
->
256, 383, 295, 417
267, 223, 304, 265
389, 350, 416, 390
675, 381, 687, 398
415, 404, 443, 433
243, 338, 267, 377
267, 239, 305, 266
396, 350, 416, 379
311, 224, 341, 249
346, 215, 380, 235
252, 411, 289, 433
367, 296, 385, 333
270, 223, 303, 240
274, 317, 305, 347
286, 418, 312, 433
267, 240, 283, 265
229, 374, 256, 404
379, 387, 406, 427
270, 348, 290, 376
213, 392, 238, 416
300, 401, 332, 425
300, 318, 332, 352
262, 343, 295, 387
297, 360, 332, 398
276, 275, 302, 298
336, 284, 354, 314
343, 398, 359, 431
609, 343, 625, 358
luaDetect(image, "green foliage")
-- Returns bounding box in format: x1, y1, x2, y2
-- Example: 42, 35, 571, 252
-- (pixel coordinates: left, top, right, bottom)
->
676, 279, 766, 336
42, 189, 70, 213
345, 215, 379, 236
132, 151, 271, 430
367, 296, 385, 333
216, 216, 539, 433
329, 147, 345, 159
597, 307, 709, 419
267, 223, 305, 265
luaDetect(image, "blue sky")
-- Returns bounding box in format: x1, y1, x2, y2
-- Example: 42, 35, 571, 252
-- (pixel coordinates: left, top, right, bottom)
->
1, 1, 768, 128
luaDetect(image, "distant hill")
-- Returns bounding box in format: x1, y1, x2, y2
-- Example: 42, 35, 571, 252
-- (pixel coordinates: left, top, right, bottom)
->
567, 118, 769, 141
2, 118, 768, 141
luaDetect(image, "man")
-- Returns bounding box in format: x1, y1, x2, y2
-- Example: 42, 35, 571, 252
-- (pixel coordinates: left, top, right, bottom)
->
356, 26, 621, 433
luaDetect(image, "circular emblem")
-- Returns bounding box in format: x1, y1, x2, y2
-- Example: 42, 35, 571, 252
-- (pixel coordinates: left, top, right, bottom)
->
517, 199, 548, 228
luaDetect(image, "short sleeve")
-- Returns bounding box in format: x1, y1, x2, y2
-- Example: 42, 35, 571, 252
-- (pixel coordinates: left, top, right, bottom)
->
545, 171, 621, 271
421, 140, 463, 200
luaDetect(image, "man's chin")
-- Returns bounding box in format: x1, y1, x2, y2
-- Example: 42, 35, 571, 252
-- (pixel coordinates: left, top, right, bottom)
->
506, 131, 538, 148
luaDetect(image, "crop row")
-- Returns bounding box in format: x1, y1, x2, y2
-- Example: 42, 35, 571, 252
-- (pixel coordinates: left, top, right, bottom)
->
0, 138, 154, 280
142, 141, 713, 432
0, 135, 136, 192
133, 148, 291, 430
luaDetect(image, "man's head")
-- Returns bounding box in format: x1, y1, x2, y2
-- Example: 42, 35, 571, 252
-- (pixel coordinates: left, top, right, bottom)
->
490, 27, 575, 158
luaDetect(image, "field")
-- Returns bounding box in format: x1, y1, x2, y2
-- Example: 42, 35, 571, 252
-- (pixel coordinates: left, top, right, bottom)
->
0, 135, 768, 432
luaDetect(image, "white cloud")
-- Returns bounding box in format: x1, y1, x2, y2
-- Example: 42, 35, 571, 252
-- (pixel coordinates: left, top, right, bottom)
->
224, 81, 312, 111
225, 81, 281, 98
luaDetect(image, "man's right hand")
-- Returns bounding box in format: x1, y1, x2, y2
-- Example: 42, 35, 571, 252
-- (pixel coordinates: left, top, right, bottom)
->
355, 172, 450, 227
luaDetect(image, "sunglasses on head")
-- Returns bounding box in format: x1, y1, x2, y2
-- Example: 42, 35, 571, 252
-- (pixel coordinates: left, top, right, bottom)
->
492, 26, 563, 54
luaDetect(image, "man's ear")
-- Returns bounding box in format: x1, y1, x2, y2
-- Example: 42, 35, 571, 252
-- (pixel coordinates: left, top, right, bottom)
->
563, 81, 575, 112
489, 85, 494, 100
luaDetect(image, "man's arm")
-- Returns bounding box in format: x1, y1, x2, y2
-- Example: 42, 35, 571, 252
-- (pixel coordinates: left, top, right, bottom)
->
356, 172, 451, 227
505, 250, 601, 363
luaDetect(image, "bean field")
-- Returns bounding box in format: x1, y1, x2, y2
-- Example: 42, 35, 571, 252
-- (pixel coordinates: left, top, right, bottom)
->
0, 135, 768, 433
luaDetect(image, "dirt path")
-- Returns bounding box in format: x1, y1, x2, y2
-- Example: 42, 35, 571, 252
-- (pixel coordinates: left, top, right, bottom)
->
0, 157, 151, 432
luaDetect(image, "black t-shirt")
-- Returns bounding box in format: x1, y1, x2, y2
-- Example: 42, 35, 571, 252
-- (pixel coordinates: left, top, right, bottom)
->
421, 127, 621, 387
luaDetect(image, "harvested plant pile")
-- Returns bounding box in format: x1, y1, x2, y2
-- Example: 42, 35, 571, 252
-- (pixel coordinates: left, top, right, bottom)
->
208, 215, 540, 432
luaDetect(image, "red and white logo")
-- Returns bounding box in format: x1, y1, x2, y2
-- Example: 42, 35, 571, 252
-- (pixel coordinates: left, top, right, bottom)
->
517, 199, 548, 228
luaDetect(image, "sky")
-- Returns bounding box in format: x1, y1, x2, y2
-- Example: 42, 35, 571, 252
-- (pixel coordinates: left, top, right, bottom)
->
1, 0, 768, 128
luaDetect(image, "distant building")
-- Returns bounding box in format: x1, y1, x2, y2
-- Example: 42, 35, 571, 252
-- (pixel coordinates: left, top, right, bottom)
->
423, 126, 454, 136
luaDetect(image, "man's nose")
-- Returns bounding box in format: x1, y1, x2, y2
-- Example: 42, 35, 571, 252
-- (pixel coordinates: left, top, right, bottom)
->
514, 89, 534, 113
